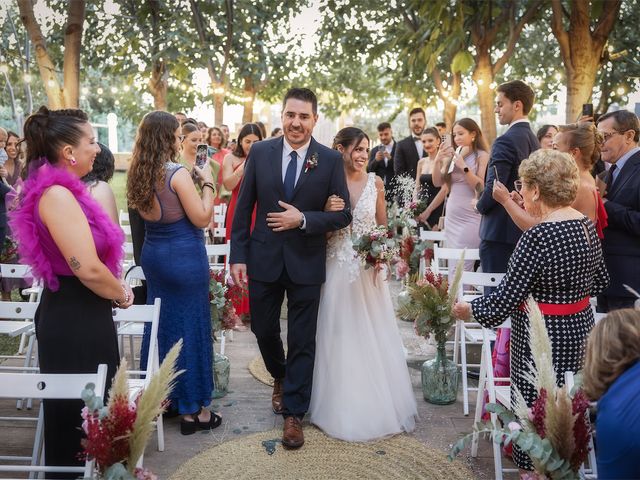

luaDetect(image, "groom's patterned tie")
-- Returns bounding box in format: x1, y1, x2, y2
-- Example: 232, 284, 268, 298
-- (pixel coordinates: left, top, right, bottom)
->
284, 150, 297, 201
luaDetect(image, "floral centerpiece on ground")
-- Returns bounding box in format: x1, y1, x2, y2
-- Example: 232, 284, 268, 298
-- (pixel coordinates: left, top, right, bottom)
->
396, 254, 465, 404
394, 235, 435, 281
208, 269, 242, 332
81, 341, 183, 480
352, 225, 399, 271
449, 298, 592, 479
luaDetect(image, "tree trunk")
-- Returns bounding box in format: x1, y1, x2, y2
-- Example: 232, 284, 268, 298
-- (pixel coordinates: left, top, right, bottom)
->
213, 88, 225, 125
148, 59, 168, 110
17, 0, 64, 109
565, 62, 600, 123
62, 0, 85, 108
473, 58, 496, 144
442, 100, 457, 131
242, 77, 255, 124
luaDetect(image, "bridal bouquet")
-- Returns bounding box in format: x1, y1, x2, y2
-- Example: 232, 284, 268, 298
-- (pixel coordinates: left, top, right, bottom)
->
449, 299, 592, 479
352, 225, 399, 270
396, 262, 463, 346
209, 269, 242, 331
407, 198, 429, 219
81, 341, 183, 480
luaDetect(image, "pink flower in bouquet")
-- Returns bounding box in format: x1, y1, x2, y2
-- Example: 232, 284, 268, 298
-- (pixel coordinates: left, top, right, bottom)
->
135, 467, 159, 480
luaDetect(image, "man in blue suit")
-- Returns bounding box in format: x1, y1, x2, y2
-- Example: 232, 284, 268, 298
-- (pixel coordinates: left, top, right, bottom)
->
230, 88, 352, 449
597, 110, 640, 311
476, 80, 539, 274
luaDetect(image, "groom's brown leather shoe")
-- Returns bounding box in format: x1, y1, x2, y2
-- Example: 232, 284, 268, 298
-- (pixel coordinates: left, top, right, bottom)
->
282, 416, 304, 449
272, 378, 284, 414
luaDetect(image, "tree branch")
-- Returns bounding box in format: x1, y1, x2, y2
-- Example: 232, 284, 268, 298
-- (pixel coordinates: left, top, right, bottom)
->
592, 0, 621, 49
550, 0, 572, 70
494, 0, 543, 74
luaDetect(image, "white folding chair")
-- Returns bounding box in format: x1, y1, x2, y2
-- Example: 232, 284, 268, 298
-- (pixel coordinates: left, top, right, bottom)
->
471, 326, 515, 480
117, 266, 147, 364
564, 371, 598, 479
417, 230, 446, 276
0, 364, 106, 479
112, 298, 165, 454
432, 245, 480, 277
0, 264, 41, 354
210, 205, 228, 241
119, 209, 130, 227
206, 242, 230, 272
453, 271, 505, 416
0, 301, 41, 410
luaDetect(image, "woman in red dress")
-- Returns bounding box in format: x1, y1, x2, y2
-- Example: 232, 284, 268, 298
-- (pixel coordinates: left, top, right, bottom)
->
222, 123, 262, 322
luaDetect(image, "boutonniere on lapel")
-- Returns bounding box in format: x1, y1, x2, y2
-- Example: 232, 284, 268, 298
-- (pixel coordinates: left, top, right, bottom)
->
305, 152, 319, 173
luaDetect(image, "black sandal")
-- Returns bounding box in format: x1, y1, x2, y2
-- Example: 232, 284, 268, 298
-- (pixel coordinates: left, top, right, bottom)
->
195, 411, 222, 430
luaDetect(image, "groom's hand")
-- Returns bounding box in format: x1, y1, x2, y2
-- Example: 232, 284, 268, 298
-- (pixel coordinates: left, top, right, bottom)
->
231, 263, 248, 289
267, 201, 303, 232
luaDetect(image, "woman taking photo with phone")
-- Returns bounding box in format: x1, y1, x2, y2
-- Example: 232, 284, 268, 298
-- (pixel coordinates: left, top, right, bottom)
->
432, 118, 489, 273
222, 122, 262, 326
414, 127, 447, 230
127, 111, 221, 435
179, 120, 204, 170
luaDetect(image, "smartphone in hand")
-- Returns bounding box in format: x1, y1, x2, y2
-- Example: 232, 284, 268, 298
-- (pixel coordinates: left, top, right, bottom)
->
492, 165, 499, 183
582, 103, 594, 117
195, 144, 208, 168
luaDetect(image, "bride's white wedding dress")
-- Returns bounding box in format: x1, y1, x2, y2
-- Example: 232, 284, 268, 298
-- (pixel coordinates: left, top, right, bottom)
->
309, 173, 418, 441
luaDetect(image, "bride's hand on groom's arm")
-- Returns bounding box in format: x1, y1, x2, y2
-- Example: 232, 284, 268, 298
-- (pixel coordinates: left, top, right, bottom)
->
267, 201, 304, 232
324, 194, 345, 212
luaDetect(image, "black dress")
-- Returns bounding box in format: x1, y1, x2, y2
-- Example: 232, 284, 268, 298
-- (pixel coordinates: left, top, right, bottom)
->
419, 173, 443, 228
470, 218, 609, 469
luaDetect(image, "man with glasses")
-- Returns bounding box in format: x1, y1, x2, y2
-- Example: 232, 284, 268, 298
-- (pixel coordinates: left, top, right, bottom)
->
596, 110, 640, 312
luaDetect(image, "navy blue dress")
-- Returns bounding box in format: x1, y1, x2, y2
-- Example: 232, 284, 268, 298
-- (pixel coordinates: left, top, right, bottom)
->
141, 163, 213, 414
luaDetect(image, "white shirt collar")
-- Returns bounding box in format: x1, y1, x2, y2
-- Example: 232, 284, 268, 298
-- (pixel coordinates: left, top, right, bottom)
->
283, 138, 311, 161
508, 118, 529, 129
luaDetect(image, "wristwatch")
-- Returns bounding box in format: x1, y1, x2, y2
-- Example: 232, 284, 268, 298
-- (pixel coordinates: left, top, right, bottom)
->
463, 167, 470, 173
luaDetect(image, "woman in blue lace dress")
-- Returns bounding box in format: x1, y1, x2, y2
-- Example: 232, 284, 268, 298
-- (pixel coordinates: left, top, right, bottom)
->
127, 111, 221, 435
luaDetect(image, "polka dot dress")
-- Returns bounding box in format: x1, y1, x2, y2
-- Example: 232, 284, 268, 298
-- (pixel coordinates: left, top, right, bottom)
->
471, 217, 609, 469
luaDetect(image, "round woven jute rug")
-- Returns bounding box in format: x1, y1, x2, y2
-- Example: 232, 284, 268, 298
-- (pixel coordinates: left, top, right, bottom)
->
248, 355, 274, 386
169, 427, 474, 480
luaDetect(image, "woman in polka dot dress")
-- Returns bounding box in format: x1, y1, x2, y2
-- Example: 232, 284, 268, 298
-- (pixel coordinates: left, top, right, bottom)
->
454, 150, 609, 473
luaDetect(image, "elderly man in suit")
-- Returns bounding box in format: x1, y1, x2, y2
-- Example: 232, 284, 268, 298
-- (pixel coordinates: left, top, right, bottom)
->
367, 122, 396, 201
393, 107, 426, 180
597, 110, 640, 312
476, 80, 539, 274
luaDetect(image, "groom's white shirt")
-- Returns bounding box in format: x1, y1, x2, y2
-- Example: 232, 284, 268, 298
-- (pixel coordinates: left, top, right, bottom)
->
282, 138, 310, 184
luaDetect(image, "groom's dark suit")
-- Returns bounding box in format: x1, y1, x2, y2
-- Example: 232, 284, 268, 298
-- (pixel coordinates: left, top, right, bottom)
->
230, 136, 351, 416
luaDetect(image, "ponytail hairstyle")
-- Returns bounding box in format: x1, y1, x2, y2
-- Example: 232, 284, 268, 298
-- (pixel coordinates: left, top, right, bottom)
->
127, 111, 180, 212
332, 126, 369, 152
558, 122, 603, 170
22, 106, 89, 178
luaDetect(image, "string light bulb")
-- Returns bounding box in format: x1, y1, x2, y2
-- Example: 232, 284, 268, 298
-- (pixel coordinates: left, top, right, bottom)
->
23, 73, 32, 83
97, 87, 104, 95
47, 78, 56, 88
0, 64, 8, 74
123, 85, 130, 92
111, 86, 118, 94
616, 86, 625, 95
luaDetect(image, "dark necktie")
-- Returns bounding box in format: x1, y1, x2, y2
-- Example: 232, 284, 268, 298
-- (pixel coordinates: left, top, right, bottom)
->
284, 151, 297, 201
606, 164, 617, 195
412, 136, 420, 141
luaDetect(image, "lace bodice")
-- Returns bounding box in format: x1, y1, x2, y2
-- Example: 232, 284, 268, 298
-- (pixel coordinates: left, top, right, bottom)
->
327, 173, 378, 280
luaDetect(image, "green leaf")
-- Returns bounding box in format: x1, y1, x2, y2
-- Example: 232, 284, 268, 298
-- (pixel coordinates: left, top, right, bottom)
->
450, 50, 474, 73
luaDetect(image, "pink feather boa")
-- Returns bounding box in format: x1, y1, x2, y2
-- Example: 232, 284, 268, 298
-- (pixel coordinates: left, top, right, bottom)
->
8, 162, 124, 291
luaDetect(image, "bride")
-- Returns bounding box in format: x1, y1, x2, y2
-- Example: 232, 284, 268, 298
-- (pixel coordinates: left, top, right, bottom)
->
309, 127, 417, 441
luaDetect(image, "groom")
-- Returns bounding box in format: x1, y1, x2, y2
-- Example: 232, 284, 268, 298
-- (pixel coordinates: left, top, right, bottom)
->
230, 88, 352, 448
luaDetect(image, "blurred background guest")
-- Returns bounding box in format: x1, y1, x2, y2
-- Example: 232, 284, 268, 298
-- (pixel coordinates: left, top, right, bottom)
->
205, 126, 229, 200
453, 149, 609, 473
596, 110, 640, 312
11, 106, 132, 476
197, 120, 208, 136
433, 118, 488, 273
127, 111, 221, 435
0, 131, 26, 300
82, 142, 117, 224
270, 127, 283, 138
0, 127, 11, 248
583, 308, 640, 480
222, 123, 262, 328
174, 112, 187, 125
435, 122, 447, 136
493, 122, 607, 236
367, 122, 396, 202
255, 121, 267, 140
179, 120, 203, 170
536, 124, 558, 149
415, 127, 446, 230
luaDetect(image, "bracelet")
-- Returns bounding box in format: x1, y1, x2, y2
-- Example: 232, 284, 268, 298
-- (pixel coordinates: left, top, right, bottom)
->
113, 284, 130, 307
202, 182, 215, 193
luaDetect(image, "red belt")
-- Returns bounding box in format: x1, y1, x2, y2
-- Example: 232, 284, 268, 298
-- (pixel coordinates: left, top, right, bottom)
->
518, 296, 590, 316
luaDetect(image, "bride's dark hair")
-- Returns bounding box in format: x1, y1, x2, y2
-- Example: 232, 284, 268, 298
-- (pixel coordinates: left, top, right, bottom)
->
332, 127, 369, 151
